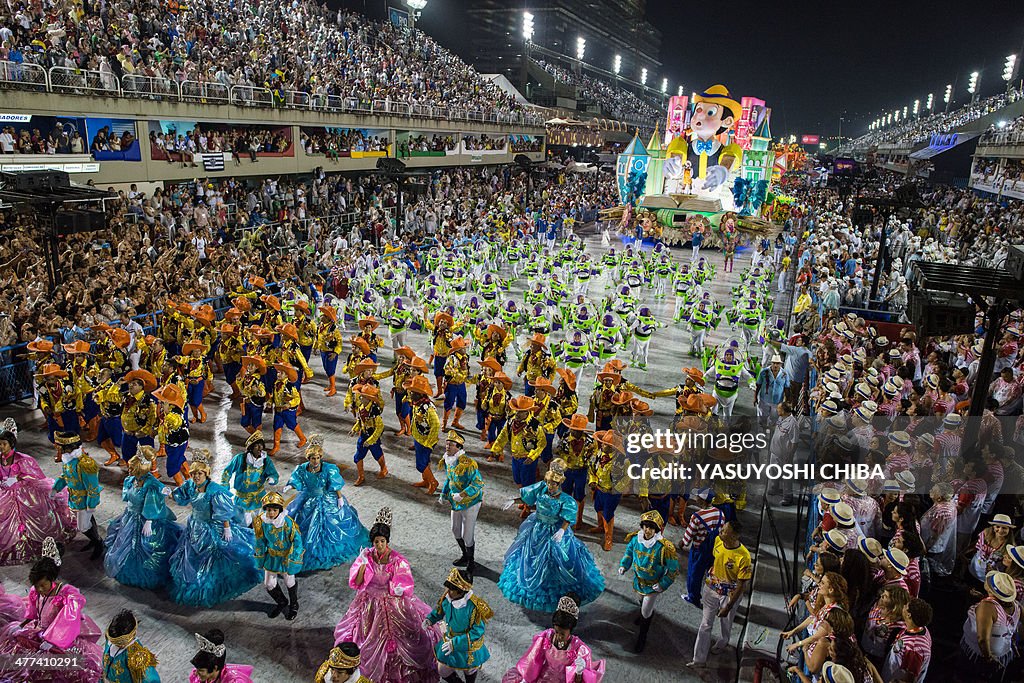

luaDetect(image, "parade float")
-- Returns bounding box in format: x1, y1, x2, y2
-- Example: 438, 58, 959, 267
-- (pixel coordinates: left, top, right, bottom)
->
607, 84, 779, 247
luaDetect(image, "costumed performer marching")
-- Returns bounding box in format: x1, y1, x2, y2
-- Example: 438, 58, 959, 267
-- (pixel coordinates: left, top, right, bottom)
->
253, 491, 304, 620
104, 445, 182, 590
334, 507, 442, 683
101, 609, 160, 683
498, 459, 605, 612
168, 449, 261, 607
315, 642, 374, 683
283, 435, 368, 571
501, 593, 606, 683
0, 537, 103, 683
423, 568, 493, 683
439, 430, 484, 578
189, 630, 254, 683
0, 421, 75, 566
618, 510, 680, 652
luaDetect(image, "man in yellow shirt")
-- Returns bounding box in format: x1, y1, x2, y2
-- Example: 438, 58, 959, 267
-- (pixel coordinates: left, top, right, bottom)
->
689, 520, 751, 667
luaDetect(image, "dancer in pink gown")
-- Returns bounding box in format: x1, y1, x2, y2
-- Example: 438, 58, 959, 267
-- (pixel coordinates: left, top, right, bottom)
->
0, 538, 103, 682
189, 629, 254, 682
503, 594, 606, 683
334, 507, 442, 683
0, 425, 75, 565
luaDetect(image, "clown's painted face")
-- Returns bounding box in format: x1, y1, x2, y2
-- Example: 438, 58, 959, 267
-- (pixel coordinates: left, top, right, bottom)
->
691, 101, 734, 139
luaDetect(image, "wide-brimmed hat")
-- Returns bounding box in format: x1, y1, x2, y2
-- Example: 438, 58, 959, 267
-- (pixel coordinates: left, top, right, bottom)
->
819, 487, 842, 505
824, 529, 848, 552
433, 311, 454, 328
261, 294, 281, 311
831, 502, 855, 526
351, 337, 371, 354
358, 317, 379, 331
409, 357, 430, 374
821, 662, 855, 683
603, 360, 628, 373
682, 367, 706, 386
594, 430, 624, 452
320, 306, 338, 322
555, 367, 577, 391
124, 369, 157, 392
294, 300, 311, 315
529, 377, 557, 395
527, 333, 547, 347
352, 384, 381, 401
562, 413, 589, 431
986, 571, 1017, 602
241, 355, 267, 373
107, 328, 131, 349
888, 431, 911, 449
943, 413, 962, 429
274, 362, 298, 383
249, 276, 266, 288
352, 359, 379, 376
37, 363, 69, 380
394, 346, 417, 360
990, 514, 1016, 528
403, 375, 433, 395
153, 383, 186, 410
611, 390, 635, 406
894, 470, 916, 490
509, 396, 537, 413
26, 340, 54, 354
449, 336, 470, 352
884, 547, 910, 575
486, 324, 507, 341
233, 296, 252, 312
182, 339, 209, 355
63, 340, 92, 355
277, 323, 299, 341
493, 372, 513, 390
858, 536, 883, 561
596, 371, 622, 385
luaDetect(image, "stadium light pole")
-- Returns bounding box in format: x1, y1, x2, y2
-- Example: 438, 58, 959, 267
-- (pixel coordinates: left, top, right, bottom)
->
677, 85, 683, 97
926, 93, 934, 113
640, 67, 648, 90
967, 71, 980, 103
404, 0, 427, 31
1005, 54, 1018, 91
943, 83, 953, 113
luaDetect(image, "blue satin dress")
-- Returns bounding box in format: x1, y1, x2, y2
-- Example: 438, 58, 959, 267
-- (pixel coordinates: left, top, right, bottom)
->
497, 481, 605, 611
104, 473, 182, 590
286, 462, 368, 572
168, 480, 261, 606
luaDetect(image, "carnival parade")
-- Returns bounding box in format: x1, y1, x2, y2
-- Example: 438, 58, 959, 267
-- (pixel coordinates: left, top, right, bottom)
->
0, 1, 1023, 681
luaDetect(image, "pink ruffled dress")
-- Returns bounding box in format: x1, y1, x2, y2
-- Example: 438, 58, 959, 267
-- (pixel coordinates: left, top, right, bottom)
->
0, 582, 102, 682
0, 450, 76, 565
502, 630, 606, 683
334, 548, 442, 683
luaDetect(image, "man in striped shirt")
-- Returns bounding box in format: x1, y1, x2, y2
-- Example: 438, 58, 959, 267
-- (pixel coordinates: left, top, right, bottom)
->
883, 598, 932, 682
678, 488, 724, 609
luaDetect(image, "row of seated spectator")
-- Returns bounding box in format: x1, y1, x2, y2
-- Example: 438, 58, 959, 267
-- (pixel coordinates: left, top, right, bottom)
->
0, 1, 525, 120
534, 58, 663, 126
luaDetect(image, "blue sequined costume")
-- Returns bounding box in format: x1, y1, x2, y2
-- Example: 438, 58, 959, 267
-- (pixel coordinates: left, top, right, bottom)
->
104, 473, 182, 590
168, 480, 261, 606
497, 481, 605, 611
286, 462, 368, 572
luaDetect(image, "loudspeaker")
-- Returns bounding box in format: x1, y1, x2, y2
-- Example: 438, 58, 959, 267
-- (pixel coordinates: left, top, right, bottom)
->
907, 289, 975, 336
54, 209, 106, 236
405, 182, 428, 196
852, 208, 873, 227
0, 170, 71, 192
376, 157, 407, 174
1005, 245, 1024, 281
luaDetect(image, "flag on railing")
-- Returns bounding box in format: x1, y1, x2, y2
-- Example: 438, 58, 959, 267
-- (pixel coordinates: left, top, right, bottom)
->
201, 153, 224, 172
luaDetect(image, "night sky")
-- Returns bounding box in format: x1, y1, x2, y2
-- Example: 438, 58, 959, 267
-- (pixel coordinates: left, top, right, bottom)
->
340, 0, 1024, 140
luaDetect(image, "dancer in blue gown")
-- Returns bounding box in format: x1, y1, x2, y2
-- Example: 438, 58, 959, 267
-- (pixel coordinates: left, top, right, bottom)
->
284, 435, 368, 572
168, 449, 261, 607
498, 458, 605, 611
104, 445, 182, 590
